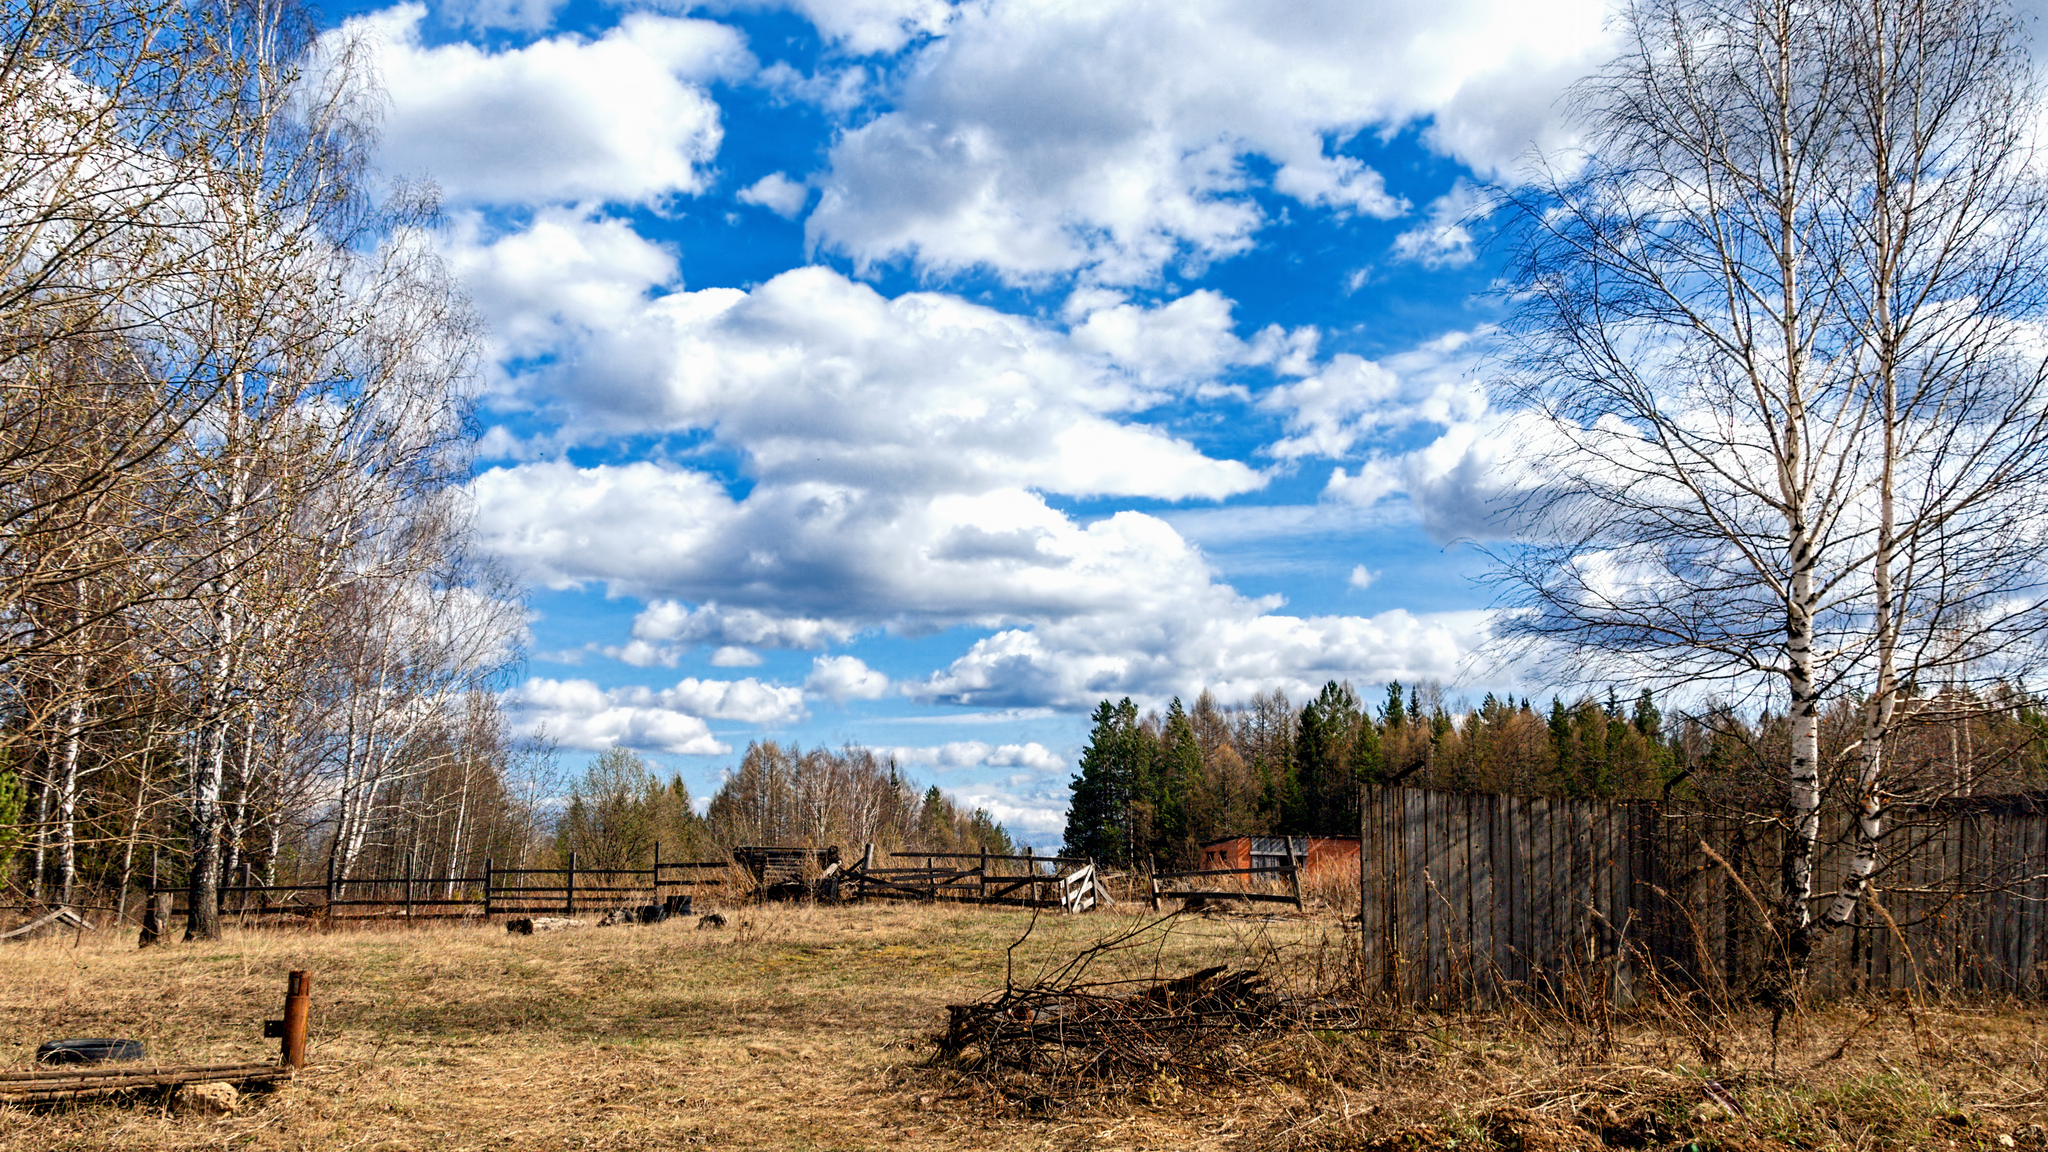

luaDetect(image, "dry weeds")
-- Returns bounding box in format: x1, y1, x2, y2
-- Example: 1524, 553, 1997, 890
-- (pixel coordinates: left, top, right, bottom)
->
0, 901, 2039, 1151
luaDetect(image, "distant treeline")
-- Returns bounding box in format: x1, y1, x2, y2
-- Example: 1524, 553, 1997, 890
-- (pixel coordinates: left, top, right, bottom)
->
549, 742, 1012, 872
1063, 681, 2048, 870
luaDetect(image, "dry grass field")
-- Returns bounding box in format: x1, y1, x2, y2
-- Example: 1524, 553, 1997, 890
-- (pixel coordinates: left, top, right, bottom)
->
0, 901, 2043, 1151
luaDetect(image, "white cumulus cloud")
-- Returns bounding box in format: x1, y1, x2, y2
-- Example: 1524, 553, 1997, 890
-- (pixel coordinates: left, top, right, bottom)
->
804, 0, 1612, 283
883, 741, 1066, 773
806, 655, 892, 701
736, 171, 811, 217
1391, 180, 1492, 269
502, 674, 807, 754
353, 5, 750, 206
697, 0, 953, 54
909, 604, 1490, 711
443, 247, 1271, 500
1261, 329, 1489, 462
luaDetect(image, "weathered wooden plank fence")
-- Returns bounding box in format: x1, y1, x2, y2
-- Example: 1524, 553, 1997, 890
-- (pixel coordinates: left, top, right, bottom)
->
1357, 785, 2048, 1004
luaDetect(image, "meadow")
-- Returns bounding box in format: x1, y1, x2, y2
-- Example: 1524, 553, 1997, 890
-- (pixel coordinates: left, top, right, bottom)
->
0, 901, 2043, 1151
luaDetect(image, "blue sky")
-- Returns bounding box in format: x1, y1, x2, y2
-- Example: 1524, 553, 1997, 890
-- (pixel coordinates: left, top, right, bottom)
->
314, 0, 1620, 845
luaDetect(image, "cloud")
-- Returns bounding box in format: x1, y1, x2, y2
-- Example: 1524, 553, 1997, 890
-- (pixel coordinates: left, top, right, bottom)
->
709, 646, 765, 667
477, 463, 1223, 621
604, 639, 678, 667
805, 654, 891, 701
503, 673, 808, 753
442, 207, 680, 369
448, 253, 1524, 702
1349, 565, 1379, 589
469, 461, 735, 597
660, 677, 809, 723
504, 675, 802, 754
631, 600, 861, 651
444, 250, 1270, 500
804, 0, 1612, 283
1270, 155, 1405, 217
1324, 461, 1404, 508
737, 171, 811, 217
909, 604, 1491, 711
1308, 398, 1587, 545
1394, 408, 1588, 544
1259, 330, 1490, 463
472, 451, 1503, 707
883, 741, 1066, 773
442, 0, 563, 33
353, 5, 750, 206
697, 0, 953, 54
1391, 180, 1491, 268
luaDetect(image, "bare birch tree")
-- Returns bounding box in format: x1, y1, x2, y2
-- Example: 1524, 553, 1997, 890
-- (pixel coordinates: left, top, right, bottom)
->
1496, 0, 2048, 974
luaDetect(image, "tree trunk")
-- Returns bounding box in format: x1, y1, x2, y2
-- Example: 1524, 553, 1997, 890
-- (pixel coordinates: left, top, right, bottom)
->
115, 748, 150, 926
189, 377, 246, 944
56, 696, 84, 906
29, 768, 49, 903
186, 698, 228, 940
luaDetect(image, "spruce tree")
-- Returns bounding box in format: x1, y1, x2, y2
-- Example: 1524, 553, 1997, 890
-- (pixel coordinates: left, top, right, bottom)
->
1293, 681, 1362, 834
1062, 698, 1148, 866
1152, 698, 1202, 867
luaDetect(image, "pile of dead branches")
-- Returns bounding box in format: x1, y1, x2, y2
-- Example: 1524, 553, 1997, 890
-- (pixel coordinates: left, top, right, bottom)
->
936, 961, 1377, 1094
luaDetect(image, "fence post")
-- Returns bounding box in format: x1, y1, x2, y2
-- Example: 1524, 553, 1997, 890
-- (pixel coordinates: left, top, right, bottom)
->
404, 854, 413, 922
483, 857, 494, 919
280, 970, 312, 1069
566, 851, 577, 917
140, 850, 162, 946
1359, 793, 1369, 991
652, 840, 661, 904
1024, 847, 1034, 905
927, 856, 936, 902
979, 847, 988, 904
1285, 838, 1303, 911
1148, 854, 1160, 911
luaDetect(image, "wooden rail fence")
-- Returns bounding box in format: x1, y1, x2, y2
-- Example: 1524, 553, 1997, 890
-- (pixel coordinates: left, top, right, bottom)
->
1356, 785, 2048, 1004
1148, 843, 1305, 910
854, 850, 1108, 911
139, 843, 1115, 919
147, 845, 733, 922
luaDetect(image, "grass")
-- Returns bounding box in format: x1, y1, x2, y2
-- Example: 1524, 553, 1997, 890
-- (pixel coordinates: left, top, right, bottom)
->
0, 900, 2041, 1150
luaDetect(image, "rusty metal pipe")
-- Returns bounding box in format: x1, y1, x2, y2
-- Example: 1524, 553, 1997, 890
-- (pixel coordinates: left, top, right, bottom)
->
281, 970, 311, 1068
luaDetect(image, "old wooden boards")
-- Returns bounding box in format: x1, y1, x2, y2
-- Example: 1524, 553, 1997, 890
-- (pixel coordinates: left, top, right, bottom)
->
0, 1062, 292, 1104
1358, 788, 1638, 1005
1356, 785, 2048, 1004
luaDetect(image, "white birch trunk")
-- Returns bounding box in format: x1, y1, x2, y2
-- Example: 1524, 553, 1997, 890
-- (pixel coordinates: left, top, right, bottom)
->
189, 376, 247, 942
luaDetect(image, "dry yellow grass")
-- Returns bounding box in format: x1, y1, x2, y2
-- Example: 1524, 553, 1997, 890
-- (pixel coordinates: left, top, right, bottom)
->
0, 902, 1347, 1150
0, 901, 2041, 1151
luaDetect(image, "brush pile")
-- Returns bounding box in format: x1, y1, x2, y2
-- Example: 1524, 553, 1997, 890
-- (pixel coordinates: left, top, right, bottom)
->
936, 962, 1371, 1094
